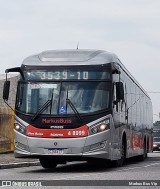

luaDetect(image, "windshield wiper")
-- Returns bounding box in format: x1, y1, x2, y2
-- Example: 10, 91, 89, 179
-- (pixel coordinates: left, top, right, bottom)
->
66, 98, 82, 123
31, 88, 55, 122
31, 99, 52, 122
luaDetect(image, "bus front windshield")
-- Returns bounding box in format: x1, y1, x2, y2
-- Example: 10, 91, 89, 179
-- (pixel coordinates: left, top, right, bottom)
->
16, 82, 110, 115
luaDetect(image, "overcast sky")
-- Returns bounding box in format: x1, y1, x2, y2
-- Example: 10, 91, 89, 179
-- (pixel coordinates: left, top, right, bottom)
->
0, 0, 160, 121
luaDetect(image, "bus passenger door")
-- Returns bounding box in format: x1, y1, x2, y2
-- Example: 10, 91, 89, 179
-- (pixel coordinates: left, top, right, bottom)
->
120, 82, 127, 126
112, 82, 121, 159
113, 81, 127, 127
112, 81, 127, 159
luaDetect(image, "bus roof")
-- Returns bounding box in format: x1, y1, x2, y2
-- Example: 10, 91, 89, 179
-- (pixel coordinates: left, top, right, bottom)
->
22, 49, 120, 66
21, 49, 151, 99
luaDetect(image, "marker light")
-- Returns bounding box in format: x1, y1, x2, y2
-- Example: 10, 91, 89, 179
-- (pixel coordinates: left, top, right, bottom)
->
91, 127, 98, 134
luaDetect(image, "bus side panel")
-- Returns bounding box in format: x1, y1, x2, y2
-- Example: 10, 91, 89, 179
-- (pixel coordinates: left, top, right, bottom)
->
112, 64, 153, 160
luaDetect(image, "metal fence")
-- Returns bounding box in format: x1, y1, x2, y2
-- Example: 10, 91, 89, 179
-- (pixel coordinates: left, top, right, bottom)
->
0, 106, 14, 153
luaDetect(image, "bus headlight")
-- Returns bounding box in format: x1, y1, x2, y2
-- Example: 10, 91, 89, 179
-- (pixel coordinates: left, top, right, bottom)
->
14, 122, 26, 135
90, 119, 110, 135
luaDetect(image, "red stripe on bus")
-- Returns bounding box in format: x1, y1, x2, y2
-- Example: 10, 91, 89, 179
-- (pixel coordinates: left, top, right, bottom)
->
26, 125, 88, 138
131, 134, 143, 149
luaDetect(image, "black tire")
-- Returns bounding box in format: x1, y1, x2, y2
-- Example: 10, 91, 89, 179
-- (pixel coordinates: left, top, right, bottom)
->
87, 159, 110, 168
40, 158, 58, 169
112, 140, 126, 167
137, 140, 147, 161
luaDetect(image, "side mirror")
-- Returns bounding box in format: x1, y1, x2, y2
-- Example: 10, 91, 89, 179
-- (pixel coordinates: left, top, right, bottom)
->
3, 81, 10, 101
116, 82, 124, 101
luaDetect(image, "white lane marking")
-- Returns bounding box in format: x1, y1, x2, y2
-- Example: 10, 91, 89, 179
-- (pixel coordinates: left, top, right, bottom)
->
54, 162, 160, 180
117, 162, 160, 172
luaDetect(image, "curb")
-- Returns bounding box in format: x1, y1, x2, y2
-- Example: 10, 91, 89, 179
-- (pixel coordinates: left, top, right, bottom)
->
0, 161, 40, 169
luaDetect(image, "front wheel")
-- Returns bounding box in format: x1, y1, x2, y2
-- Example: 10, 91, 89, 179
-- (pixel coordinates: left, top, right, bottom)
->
112, 140, 126, 167
40, 158, 58, 169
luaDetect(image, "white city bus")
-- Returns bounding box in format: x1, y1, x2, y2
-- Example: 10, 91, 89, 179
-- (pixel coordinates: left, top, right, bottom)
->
3, 49, 153, 168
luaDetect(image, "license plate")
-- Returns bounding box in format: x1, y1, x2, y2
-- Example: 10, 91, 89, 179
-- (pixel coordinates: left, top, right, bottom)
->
159, 147, 160, 149
48, 148, 64, 154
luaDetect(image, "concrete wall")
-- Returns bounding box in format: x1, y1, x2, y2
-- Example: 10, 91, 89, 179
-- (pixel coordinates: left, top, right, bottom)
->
0, 74, 19, 151
0, 74, 19, 115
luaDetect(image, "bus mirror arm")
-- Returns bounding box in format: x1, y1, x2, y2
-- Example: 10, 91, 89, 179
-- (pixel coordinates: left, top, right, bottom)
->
3, 99, 15, 112
5, 67, 25, 80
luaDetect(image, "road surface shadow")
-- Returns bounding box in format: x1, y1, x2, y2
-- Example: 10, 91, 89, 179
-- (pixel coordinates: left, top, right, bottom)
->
25, 161, 115, 173
24, 153, 160, 173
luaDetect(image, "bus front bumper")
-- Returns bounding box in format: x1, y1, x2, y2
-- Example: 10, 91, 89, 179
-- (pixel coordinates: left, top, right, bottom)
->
14, 130, 111, 160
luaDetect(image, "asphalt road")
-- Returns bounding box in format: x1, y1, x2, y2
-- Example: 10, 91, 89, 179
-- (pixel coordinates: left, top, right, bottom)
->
0, 152, 160, 189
